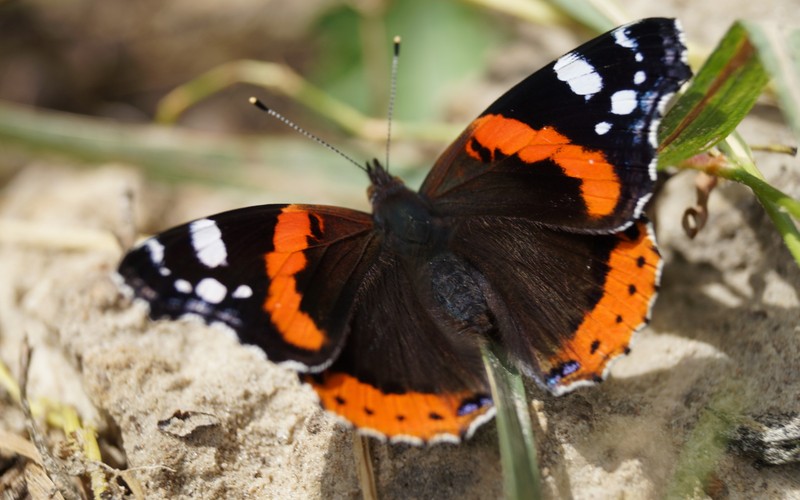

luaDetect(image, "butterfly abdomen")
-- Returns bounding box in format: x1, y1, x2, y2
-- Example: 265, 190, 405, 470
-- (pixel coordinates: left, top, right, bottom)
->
428, 254, 492, 334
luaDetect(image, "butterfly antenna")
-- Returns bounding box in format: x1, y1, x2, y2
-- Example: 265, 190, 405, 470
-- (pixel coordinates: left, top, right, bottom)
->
249, 97, 367, 173
385, 36, 401, 173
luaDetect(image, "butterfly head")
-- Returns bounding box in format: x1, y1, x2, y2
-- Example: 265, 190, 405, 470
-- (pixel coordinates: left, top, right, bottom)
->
365, 159, 440, 251
366, 159, 405, 204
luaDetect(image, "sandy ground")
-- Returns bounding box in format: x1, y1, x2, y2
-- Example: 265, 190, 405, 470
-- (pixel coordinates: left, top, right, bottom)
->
2, 3, 800, 499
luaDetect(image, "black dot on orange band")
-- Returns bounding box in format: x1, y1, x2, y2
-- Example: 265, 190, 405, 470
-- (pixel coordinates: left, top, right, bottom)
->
636, 256, 646, 267
309, 212, 324, 240
469, 137, 493, 163
396, 414, 406, 422
590, 340, 600, 354
429, 412, 444, 421
592, 375, 603, 383
364, 407, 374, 416
615, 315, 623, 324
334, 396, 346, 405
623, 223, 641, 240
624, 346, 631, 355
628, 284, 637, 295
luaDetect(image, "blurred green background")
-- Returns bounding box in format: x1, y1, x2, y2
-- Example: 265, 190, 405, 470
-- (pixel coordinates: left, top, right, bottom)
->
0, 0, 590, 192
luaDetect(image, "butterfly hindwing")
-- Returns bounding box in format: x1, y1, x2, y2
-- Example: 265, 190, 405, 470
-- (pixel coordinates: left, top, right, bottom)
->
118, 204, 378, 371
448, 216, 660, 394
421, 18, 690, 233
306, 253, 494, 443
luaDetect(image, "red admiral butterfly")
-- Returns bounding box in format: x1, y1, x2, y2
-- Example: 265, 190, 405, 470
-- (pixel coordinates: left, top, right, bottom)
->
117, 18, 691, 444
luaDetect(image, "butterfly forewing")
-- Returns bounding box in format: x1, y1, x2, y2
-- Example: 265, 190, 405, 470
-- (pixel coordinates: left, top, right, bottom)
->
118, 204, 378, 371
421, 18, 690, 233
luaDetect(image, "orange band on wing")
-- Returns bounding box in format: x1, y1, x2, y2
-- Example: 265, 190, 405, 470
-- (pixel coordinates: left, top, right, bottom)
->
465, 114, 620, 217
265, 206, 326, 351
307, 372, 493, 443
548, 222, 660, 386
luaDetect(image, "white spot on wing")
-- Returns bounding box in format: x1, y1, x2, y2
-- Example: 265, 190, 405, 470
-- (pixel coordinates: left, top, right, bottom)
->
427, 434, 460, 445
232, 284, 253, 299
554, 54, 603, 100
634, 71, 646, 85
674, 19, 689, 64
635, 52, 643, 62
145, 239, 165, 265
465, 406, 497, 440
196, 278, 227, 304
613, 28, 636, 49
595, 121, 611, 135
648, 122, 659, 149
175, 279, 193, 294
610, 90, 637, 115
190, 218, 228, 268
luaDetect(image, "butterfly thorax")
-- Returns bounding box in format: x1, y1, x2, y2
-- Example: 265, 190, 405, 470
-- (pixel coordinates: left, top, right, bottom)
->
367, 160, 445, 255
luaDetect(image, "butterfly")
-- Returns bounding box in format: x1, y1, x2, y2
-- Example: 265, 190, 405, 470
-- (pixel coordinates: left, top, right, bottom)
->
117, 18, 691, 445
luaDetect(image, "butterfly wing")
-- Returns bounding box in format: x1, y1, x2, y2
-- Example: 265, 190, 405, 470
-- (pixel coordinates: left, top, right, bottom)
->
418, 18, 687, 393
448, 216, 660, 394
306, 254, 494, 444
421, 18, 690, 233
118, 204, 379, 371
119, 203, 494, 442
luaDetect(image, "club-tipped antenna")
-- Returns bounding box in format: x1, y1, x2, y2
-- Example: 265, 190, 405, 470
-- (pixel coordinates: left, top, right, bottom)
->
385, 36, 401, 173
249, 97, 367, 173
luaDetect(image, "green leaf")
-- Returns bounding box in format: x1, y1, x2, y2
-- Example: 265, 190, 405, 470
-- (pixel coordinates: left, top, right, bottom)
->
659, 22, 770, 167
657, 20, 800, 267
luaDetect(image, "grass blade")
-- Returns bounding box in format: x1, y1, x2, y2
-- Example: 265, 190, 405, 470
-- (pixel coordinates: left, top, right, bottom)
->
482, 344, 541, 500
665, 380, 746, 499
0, 100, 365, 191
718, 133, 800, 265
